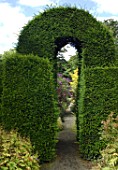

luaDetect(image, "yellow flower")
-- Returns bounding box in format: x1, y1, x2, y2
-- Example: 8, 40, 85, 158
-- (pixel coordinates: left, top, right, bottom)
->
70, 68, 79, 94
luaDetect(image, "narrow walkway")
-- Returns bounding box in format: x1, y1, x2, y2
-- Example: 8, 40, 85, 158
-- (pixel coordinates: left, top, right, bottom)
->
41, 115, 92, 170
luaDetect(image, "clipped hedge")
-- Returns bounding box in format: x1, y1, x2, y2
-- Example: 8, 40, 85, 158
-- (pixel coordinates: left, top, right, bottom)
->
0, 58, 2, 104
1, 53, 59, 162
16, 6, 117, 160
78, 67, 118, 159
16, 7, 116, 68
0, 58, 2, 124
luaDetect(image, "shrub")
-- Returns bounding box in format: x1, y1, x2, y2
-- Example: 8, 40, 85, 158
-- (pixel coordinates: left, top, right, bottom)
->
57, 117, 63, 131
57, 73, 72, 121
0, 126, 40, 170
98, 112, 118, 170
70, 68, 79, 95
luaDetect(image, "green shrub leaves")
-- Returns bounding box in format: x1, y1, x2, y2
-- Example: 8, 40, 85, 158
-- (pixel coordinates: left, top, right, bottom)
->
0, 127, 40, 169
1, 53, 59, 162
78, 67, 118, 159
99, 112, 118, 169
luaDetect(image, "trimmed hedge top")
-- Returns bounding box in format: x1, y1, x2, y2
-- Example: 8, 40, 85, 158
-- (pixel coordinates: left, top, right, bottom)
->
17, 6, 115, 67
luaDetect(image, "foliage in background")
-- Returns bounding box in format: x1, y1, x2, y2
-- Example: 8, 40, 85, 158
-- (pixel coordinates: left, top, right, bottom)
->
98, 112, 118, 170
1, 53, 58, 163
0, 126, 40, 170
57, 73, 72, 121
103, 19, 118, 66
68, 53, 79, 72
57, 45, 79, 77
103, 19, 118, 44
0, 58, 2, 105
57, 57, 69, 77
57, 73, 72, 103
70, 68, 78, 95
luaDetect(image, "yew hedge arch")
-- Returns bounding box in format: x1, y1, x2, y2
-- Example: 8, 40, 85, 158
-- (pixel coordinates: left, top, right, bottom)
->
16, 7, 116, 67
15, 7, 118, 160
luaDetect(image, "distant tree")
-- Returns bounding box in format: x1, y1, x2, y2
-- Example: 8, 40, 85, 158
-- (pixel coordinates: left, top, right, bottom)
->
57, 44, 79, 76
2, 49, 16, 59
57, 46, 68, 75
57, 57, 68, 74
103, 19, 118, 65
103, 19, 118, 44
0, 54, 2, 59
68, 53, 79, 72
57, 46, 67, 60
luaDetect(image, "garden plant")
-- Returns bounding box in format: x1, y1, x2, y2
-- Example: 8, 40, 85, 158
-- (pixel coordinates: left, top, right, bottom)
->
0, 6, 117, 164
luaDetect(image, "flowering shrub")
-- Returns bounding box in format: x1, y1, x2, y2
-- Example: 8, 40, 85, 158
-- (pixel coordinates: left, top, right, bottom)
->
69, 68, 79, 114
57, 73, 72, 121
57, 73, 72, 103
70, 68, 78, 95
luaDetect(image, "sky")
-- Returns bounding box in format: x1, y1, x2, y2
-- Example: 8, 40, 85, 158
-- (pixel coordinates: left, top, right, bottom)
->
0, 0, 118, 59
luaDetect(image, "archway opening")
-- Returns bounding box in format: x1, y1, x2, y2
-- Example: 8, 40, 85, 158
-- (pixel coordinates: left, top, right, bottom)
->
54, 39, 83, 164
55, 38, 82, 137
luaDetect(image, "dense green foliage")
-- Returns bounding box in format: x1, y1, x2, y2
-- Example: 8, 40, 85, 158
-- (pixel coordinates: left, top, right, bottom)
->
0, 126, 40, 169
0, 58, 2, 103
57, 73, 72, 122
68, 54, 79, 72
103, 19, 118, 44
99, 112, 118, 170
16, 7, 116, 68
15, 7, 117, 160
1, 53, 58, 162
0, 59, 2, 124
103, 19, 118, 66
78, 67, 118, 159
0, 50, 16, 106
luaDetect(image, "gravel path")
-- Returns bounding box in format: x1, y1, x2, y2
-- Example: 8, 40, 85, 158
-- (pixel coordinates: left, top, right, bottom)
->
41, 115, 93, 170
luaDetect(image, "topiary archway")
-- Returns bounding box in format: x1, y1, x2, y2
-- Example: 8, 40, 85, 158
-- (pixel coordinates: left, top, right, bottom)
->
16, 6, 115, 67
16, 7, 117, 159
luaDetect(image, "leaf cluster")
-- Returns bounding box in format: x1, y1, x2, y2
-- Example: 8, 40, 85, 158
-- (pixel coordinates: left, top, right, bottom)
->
98, 112, 118, 170
0, 126, 40, 170
70, 68, 79, 95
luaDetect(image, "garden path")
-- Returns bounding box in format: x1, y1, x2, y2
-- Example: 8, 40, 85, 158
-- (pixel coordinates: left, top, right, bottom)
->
41, 114, 95, 170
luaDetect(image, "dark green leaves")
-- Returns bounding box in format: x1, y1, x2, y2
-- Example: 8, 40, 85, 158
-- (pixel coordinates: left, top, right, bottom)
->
1, 53, 59, 162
